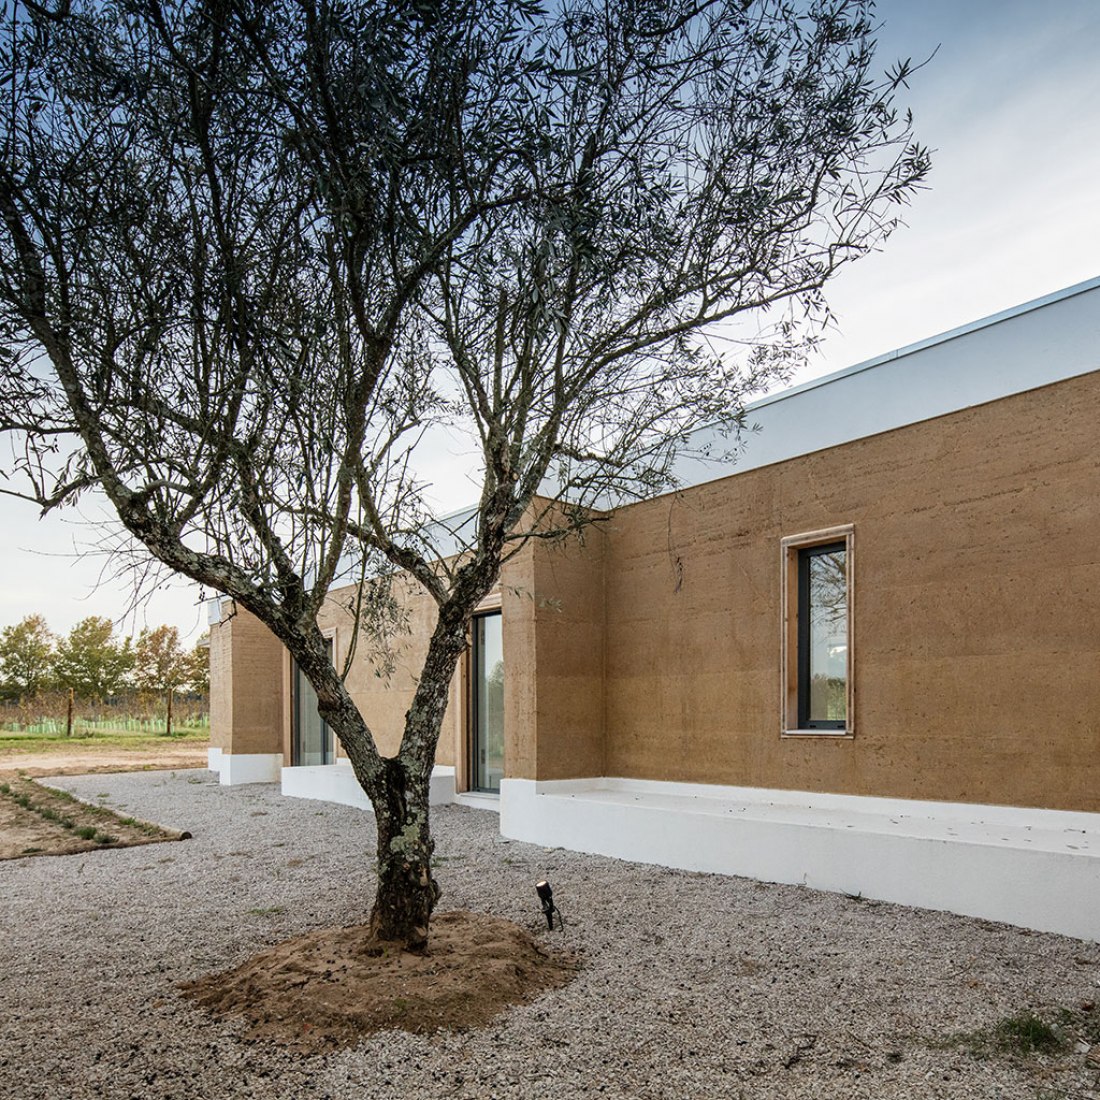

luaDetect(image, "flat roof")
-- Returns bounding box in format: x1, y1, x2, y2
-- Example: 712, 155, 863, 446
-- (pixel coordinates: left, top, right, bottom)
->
326, 273, 1100, 571
665, 274, 1100, 489
749, 273, 1100, 413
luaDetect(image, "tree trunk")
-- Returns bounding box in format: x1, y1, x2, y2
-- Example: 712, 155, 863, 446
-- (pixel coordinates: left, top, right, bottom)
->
368, 757, 439, 951
166, 688, 173, 737
304, 589, 490, 952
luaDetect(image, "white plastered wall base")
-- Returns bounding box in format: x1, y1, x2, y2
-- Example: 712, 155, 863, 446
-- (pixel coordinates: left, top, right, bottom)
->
215, 752, 283, 786
207, 747, 222, 772
500, 778, 1100, 942
281, 760, 456, 809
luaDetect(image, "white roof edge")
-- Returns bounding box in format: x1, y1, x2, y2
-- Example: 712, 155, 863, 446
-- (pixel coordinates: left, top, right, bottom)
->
336, 274, 1100, 559
429, 501, 480, 526
746, 273, 1100, 414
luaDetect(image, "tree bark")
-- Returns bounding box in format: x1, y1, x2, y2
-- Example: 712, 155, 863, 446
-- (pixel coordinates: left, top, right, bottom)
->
366, 605, 473, 949
313, 596, 476, 951
296, 623, 446, 952
275, 576, 494, 952
368, 757, 439, 951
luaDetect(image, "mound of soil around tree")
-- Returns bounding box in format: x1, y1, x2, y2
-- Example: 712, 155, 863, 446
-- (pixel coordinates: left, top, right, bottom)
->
181, 910, 578, 1051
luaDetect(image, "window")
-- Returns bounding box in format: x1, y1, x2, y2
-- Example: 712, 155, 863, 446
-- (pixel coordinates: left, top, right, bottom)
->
470, 611, 504, 792
781, 526, 853, 736
292, 636, 335, 765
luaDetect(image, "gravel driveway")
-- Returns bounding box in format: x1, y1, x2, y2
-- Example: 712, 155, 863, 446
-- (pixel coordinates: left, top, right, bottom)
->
2, 770, 1097, 1100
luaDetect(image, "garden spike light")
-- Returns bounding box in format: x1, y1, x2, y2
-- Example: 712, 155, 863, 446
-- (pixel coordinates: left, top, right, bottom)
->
535, 880, 558, 930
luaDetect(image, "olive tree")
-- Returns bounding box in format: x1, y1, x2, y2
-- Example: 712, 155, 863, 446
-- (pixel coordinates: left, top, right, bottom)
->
0, 0, 927, 949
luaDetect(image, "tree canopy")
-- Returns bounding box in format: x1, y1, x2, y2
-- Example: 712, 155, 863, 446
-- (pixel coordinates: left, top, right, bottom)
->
0, 613, 209, 701
0, 613, 53, 700
133, 625, 190, 695
0, 0, 928, 946
52, 616, 135, 701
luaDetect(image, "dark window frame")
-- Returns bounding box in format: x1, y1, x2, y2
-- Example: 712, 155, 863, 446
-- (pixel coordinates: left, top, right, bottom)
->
469, 610, 504, 793
796, 541, 848, 731
780, 525, 855, 738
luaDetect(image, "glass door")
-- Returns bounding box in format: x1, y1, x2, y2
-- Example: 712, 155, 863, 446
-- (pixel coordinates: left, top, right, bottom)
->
470, 612, 504, 792
292, 638, 335, 766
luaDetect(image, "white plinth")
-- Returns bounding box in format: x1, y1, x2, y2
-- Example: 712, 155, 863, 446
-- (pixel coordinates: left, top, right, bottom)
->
281, 760, 456, 810
215, 752, 283, 786
500, 777, 1100, 942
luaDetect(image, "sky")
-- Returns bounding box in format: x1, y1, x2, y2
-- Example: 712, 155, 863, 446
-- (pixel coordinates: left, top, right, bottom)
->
1, 0, 1098, 643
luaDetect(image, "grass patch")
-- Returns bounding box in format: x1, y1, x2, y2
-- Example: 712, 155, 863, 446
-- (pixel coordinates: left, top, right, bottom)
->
0, 775, 185, 858
0, 730, 208, 748
992, 1013, 1064, 1054
935, 1010, 1068, 1060
0, 724, 210, 760
3, 789, 116, 842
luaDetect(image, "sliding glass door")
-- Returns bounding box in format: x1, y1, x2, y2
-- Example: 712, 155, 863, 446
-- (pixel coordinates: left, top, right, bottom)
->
470, 612, 504, 792
292, 638, 335, 766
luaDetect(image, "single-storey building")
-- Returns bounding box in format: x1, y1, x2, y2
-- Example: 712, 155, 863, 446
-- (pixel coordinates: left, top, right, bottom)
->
208, 276, 1100, 941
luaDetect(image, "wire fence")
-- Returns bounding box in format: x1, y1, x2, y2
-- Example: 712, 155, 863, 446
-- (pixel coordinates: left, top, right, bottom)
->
1, 715, 209, 736
0, 701, 209, 738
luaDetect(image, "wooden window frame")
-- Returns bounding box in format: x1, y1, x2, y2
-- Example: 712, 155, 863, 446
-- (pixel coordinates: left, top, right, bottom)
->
780, 525, 855, 738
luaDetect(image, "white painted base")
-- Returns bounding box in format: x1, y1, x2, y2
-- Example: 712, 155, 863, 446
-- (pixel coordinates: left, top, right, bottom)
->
500, 777, 1100, 942
281, 761, 456, 810
207, 747, 223, 772
453, 791, 501, 813
216, 752, 283, 786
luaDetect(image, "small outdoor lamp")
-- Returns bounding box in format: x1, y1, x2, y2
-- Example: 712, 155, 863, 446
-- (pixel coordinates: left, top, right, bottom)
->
535, 879, 561, 931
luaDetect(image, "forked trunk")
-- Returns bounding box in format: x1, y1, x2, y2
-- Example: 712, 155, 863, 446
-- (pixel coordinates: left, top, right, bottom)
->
313, 592, 490, 952
368, 758, 440, 951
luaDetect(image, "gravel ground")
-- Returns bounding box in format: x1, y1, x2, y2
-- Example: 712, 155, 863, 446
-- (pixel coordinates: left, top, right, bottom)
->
2, 769, 1098, 1100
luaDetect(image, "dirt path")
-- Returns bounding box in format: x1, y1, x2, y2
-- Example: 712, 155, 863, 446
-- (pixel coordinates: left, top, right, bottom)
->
0, 746, 209, 778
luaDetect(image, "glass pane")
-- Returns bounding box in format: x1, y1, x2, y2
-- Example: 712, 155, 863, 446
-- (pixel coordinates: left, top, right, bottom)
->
293, 640, 334, 766
473, 613, 504, 792
807, 549, 847, 724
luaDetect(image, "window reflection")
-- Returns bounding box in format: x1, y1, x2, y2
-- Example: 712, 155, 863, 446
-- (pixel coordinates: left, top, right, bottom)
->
472, 613, 504, 792
293, 638, 335, 766
803, 546, 848, 727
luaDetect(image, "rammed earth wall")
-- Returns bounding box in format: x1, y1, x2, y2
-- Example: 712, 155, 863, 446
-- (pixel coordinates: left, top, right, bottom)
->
505, 370, 1100, 812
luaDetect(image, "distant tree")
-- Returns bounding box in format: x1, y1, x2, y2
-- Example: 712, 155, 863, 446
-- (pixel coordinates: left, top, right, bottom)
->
133, 624, 195, 732
0, 0, 928, 948
133, 625, 190, 696
185, 636, 211, 697
0, 614, 54, 701
52, 617, 135, 702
